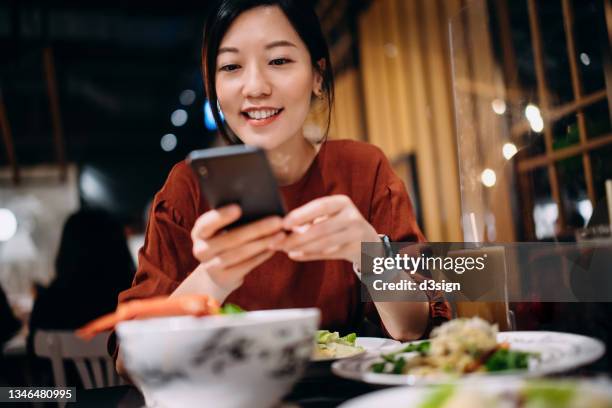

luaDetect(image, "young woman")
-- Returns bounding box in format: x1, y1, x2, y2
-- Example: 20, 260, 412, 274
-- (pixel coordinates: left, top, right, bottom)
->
117, 0, 450, 346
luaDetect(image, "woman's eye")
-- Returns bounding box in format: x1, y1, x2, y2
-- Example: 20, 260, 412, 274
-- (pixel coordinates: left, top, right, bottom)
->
219, 64, 240, 72
269, 58, 292, 66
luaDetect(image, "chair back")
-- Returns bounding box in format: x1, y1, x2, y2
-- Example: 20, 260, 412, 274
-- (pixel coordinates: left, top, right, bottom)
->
33, 330, 123, 389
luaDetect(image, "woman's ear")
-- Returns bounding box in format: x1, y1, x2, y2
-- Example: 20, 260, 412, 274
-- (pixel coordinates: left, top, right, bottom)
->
312, 58, 326, 96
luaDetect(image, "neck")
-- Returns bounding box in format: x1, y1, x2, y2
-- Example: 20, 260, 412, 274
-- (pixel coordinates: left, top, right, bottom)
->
266, 134, 317, 186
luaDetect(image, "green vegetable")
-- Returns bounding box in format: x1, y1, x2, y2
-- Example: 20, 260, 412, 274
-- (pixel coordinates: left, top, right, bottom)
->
316, 330, 358, 346
382, 341, 430, 364
419, 385, 455, 408
339, 333, 357, 345
381, 353, 397, 364
315, 330, 338, 344
522, 382, 576, 407
401, 340, 430, 355
371, 341, 430, 374
392, 356, 406, 374
220, 303, 245, 315
485, 348, 532, 372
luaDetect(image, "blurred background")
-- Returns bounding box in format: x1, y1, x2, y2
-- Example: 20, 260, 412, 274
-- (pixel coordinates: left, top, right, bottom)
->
1, 0, 611, 386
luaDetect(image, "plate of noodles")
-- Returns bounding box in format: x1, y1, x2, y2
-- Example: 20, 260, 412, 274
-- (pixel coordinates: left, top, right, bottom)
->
332, 317, 605, 385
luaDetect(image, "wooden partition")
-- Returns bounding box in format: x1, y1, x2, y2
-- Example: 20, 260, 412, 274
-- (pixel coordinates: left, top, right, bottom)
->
328, 68, 366, 141
355, 0, 463, 242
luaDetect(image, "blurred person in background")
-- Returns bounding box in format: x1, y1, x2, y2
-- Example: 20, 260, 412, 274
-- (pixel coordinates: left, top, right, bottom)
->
27, 208, 135, 385
0, 286, 22, 386
0, 285, 21, 349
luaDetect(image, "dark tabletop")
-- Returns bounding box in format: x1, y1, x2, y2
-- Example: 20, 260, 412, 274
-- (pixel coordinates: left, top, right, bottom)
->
67, 363, 385, 408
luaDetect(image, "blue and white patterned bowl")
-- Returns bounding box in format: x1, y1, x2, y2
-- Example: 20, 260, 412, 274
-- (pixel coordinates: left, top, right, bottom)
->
116, 308, 320, 408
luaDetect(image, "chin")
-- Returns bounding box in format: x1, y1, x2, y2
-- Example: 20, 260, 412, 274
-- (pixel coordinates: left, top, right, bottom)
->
237, 131, 292, 151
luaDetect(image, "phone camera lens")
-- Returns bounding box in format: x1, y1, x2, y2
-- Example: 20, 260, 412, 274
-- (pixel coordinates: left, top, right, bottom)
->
198, 166, 208, 177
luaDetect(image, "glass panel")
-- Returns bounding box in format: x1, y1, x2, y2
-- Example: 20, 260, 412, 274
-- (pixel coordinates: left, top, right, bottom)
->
557, 157, 586, 203
523, 128, 546, 156
529, 166, 555, 240
533, 0, 574, 107
584, 100, 612, 139
591, 144, 612, 208
557, 157, 588, 238
573, 0, 608, 96
552, 113, 579, 150
451, 1, 611, 242
486, 0, 536, 90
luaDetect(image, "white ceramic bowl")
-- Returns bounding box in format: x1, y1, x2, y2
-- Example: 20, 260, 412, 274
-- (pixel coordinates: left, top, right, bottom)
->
116, 308, 320, 408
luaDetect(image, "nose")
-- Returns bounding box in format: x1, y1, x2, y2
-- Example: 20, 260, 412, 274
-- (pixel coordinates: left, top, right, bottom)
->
242, 63, 272, 98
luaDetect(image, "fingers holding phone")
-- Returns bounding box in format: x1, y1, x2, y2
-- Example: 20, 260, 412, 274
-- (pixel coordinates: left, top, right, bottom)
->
191, 204, 286, 291
187, 146, 290, 293
277, 195, 379, 265
191, 204, 242, 242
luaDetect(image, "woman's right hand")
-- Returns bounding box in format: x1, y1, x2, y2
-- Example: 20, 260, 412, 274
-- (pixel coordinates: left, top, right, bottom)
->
190, 204, 286, 293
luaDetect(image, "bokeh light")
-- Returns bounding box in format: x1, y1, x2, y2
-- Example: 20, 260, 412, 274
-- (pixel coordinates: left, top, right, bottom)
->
0, 208, 18, 242
579, 53, 590, 66
491, 99, 506, 115
502, 143, 518, 160
179, 89, 196, 106
161, 133, 177, 152
525, 104, 544, 133
481, 168, 497, 188
171, 109, 188, 127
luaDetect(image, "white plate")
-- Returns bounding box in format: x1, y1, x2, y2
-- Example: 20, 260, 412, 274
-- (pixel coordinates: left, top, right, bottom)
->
338, 378, 612, 408
312, 337, 401, 362
356, 337, 402, 352
332, 331, 605, 385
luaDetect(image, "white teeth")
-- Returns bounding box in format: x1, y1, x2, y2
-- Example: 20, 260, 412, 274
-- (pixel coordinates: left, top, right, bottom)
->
246, 109, 279, 120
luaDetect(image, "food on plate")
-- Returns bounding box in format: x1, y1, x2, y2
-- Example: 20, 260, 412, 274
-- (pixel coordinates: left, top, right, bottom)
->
371, 317, 535, 376
417, 381, 612, 408
219, 303, 245, 314
75, 295, 245, 340
313, 330, 364, 360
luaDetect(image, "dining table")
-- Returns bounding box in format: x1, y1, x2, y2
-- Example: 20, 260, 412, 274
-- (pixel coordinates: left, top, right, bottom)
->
66, 363, 383, 408
65, 359, 609, 408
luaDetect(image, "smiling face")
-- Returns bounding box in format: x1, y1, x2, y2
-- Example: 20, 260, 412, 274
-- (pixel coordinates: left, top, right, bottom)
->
215, 6, 323, 150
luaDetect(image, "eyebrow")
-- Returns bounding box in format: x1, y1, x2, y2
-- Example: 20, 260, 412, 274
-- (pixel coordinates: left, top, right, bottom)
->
217, 40, 297, 55
264, 40, 297, 50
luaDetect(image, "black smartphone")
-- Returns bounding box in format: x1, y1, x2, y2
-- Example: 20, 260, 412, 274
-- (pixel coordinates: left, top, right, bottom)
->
187, 145, 286, 228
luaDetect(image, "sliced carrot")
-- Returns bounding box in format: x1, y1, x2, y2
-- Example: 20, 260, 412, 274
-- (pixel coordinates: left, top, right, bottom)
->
76, 295, 221, 340
465, 346, 500, 373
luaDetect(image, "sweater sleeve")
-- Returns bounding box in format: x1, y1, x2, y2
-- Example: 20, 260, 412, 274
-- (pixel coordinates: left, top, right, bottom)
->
118, 162, 201, 304
109, 162, 201, 363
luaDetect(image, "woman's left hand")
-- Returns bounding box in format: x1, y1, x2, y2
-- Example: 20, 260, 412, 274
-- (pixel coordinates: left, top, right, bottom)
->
275, 195, 379, 266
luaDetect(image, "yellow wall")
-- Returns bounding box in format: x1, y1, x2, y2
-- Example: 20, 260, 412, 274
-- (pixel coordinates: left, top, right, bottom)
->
352, 0, 463, 242
328, 68, 366, 141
